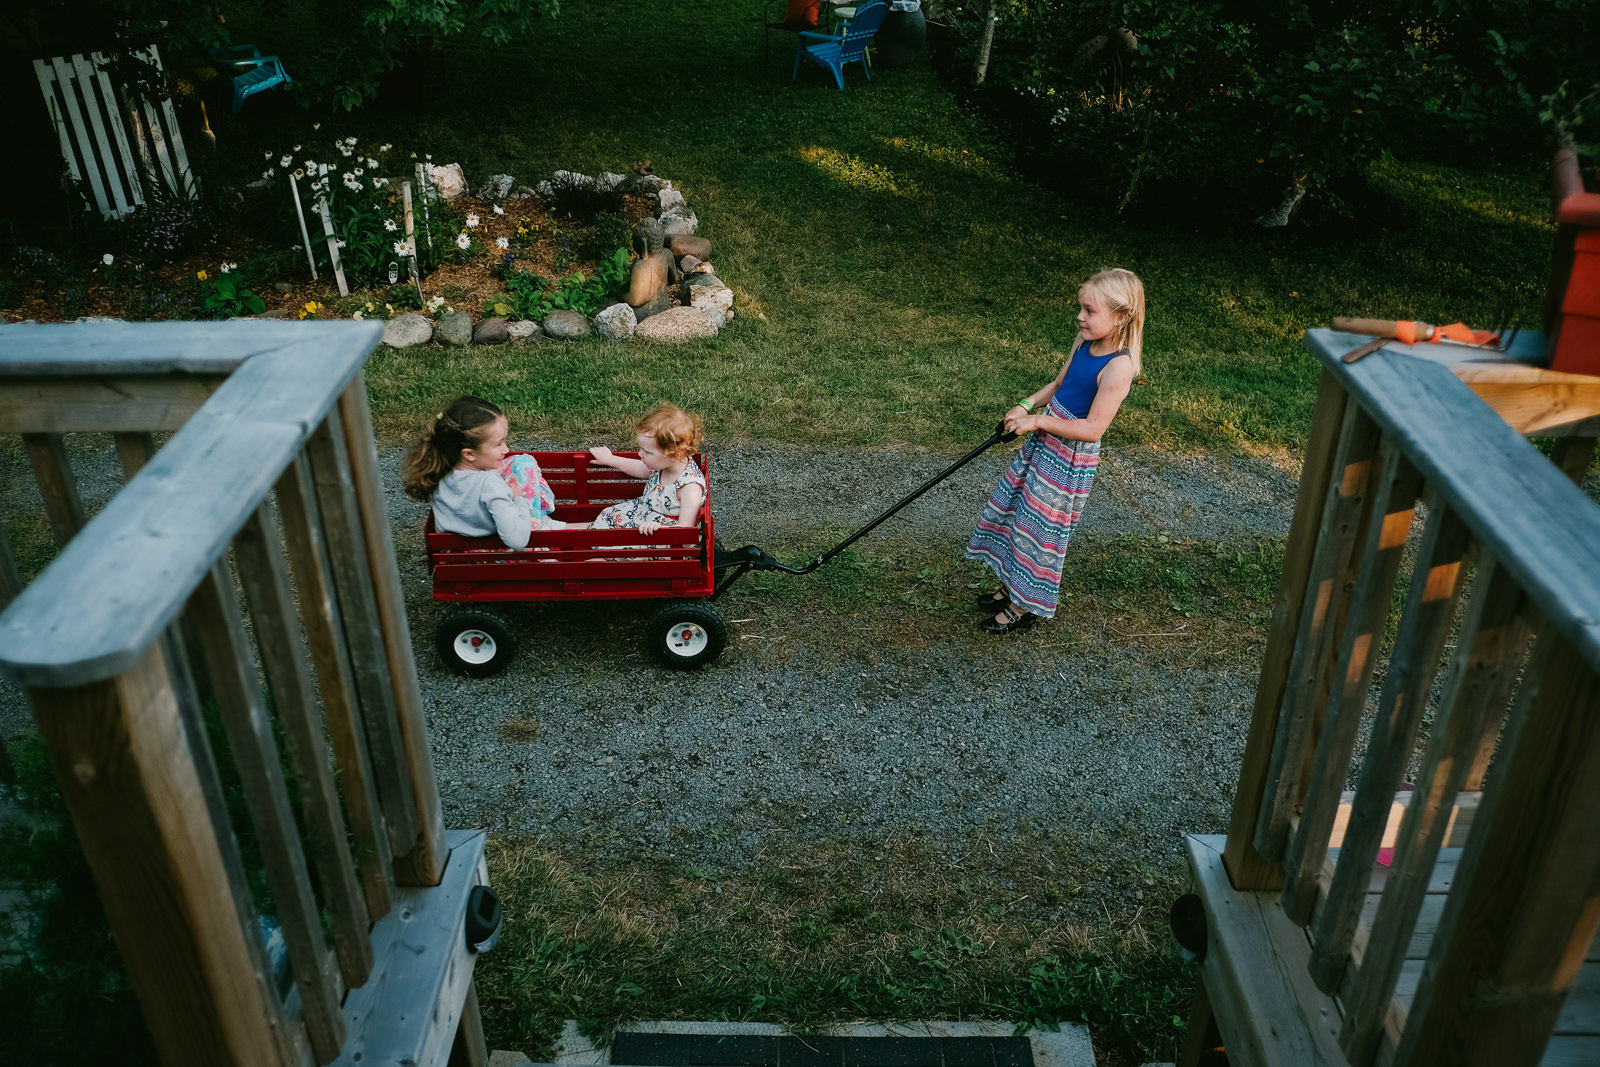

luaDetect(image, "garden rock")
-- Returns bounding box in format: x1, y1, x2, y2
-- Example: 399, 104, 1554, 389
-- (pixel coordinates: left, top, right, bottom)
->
435, 310, 473, 346
507, 320, 543, 340
618, 173, 667, 195
668, 234, 711, 259
74, 316, 121, 324
657, 187, 686, 214
534, 181, 554, 196
477, 174, 515, 199
272, 281, 295, 294
699, 306, 727, 328
255, 309, 294, 320
635, 305, 718, 343
660, 209, 698, 237
383, 313, 433, 347
473, 317, 510, 345
679, 254, 703, 274
596, 172, 627, 191
509, 185, 538, 199
689, 282, 734, 319
543, 310, 592, 339
552, 169, 594, 189
428, 163, 468, 200
593, 302, 637, 340
683, 272, 725, 298
632, 218, 665, 258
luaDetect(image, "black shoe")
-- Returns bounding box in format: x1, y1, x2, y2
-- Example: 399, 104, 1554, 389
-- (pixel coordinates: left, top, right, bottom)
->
980, 604, 1037, 634
975, 589, 1008, 608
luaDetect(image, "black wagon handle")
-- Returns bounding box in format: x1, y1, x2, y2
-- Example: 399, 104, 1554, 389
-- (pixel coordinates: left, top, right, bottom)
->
713, 420, 1018, 596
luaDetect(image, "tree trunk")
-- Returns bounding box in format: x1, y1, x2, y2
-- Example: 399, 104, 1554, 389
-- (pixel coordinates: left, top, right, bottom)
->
972, 2, 997, 86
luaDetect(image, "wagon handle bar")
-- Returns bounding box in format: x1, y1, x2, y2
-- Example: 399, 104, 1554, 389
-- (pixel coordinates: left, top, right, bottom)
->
714, 421, 1018, 590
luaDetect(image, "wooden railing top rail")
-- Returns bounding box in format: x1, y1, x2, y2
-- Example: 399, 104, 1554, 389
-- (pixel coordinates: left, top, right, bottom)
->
0, 320, 315, 376
1309, 327, 1600, 674
0, 321, 383, 687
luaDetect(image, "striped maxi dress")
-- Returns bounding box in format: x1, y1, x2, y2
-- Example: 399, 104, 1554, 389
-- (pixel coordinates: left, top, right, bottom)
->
965, 393, 1100, 618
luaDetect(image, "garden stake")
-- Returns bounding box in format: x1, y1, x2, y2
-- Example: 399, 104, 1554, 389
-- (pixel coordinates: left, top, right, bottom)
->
312, 165, 349, 296
401, 180, 424, 304
415, 163, 435, 258
288, 172, 318, 280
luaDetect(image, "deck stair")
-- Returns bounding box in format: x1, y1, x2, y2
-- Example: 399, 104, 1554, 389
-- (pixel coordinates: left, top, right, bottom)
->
0, 321, 494, 1067
1178, 328, 1600, 1067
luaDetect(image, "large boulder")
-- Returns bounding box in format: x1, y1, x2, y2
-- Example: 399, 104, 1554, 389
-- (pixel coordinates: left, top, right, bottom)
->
383, 312, 433, 347
543, 310, 592, 338
593, 302, 638, 340
635, 306, 718, 343
618, 173, 668, 195
656, 187, 686, 215
434, 310, 473, 346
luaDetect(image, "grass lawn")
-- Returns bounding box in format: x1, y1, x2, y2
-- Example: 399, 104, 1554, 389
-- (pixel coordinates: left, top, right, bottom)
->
215, 0, 1556, 459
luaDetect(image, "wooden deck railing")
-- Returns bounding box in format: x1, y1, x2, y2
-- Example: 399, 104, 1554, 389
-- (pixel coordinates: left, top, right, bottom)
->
0, 322, 484, 1067
1204, 327, 1600, 1067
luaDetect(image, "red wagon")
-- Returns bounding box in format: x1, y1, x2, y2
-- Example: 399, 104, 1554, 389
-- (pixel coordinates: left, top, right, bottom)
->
425, 450, 724, 675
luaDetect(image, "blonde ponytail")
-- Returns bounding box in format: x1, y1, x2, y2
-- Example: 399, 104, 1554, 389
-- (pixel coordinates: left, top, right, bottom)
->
1083, 267, 1146, 377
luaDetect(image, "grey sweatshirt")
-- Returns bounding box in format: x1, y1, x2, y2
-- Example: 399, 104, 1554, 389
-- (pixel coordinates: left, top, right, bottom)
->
431, 467, 531, 549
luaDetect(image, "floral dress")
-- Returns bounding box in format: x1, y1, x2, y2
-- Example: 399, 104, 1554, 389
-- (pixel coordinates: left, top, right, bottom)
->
592, 460, 706, 529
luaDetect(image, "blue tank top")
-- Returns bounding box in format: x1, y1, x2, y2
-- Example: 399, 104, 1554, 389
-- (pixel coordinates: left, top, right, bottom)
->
1052, 342, 1125, 418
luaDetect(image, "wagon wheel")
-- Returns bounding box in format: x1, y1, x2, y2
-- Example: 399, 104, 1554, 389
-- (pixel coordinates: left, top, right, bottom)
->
645, 600, 728, 669
436, 608, 518, 678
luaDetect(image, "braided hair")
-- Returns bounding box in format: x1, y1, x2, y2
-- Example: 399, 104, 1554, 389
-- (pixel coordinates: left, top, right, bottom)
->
401, 396, 505, 501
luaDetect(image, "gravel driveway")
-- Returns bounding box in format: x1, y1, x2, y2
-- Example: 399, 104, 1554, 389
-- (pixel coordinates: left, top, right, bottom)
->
1, 436, 1296, 897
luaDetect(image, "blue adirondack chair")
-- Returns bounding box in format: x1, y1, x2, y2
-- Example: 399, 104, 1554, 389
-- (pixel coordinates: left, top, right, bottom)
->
792, 0, 888, 89
204, 43, 295, 112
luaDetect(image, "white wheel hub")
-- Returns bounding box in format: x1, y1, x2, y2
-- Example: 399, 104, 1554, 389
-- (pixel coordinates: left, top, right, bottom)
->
453, 629, 498, 664
664, 621, 709, 657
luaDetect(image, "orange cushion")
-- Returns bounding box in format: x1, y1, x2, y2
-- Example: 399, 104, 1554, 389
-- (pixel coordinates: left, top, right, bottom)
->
784, 0, 819, 24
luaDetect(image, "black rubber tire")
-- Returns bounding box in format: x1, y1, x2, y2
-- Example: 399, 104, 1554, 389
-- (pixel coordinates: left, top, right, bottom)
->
435, 608, 518, 678
645, 600, 728, 669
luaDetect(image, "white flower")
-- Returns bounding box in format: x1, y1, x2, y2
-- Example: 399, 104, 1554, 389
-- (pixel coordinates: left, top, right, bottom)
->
393, 240, 409, 256
312, 122, 321, 130
337, 144, 353, 157
425, 153, 432, 160
280, 154, 292, 167
262, 169, 273, 179
380, 143, 393, 152
410, 151, 417, 158
366, 157, 378, 169
264, 150, 273, 160
292, 144, 301, 151
384, 219, 398, 231
496, 237, 509, 249
353, 167, 364, 176
293, 168, 305, 179
220, 261, 236, 273
456, 232, 471, 250
493, 204, 504, 215
352, 310, 364, 319
373, 177, 389, 187
102, 253, 114, 266
345, 136, 358, 147
465, 214, 479, 228
303, 159, 316, 170
336, 239, 347, 248
427, 296, 445, 310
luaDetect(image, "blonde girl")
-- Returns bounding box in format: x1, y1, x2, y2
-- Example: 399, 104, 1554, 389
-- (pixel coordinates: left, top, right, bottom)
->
402, 396, 561, 550
966, 267, 1145, 632
587, 403, 707, 534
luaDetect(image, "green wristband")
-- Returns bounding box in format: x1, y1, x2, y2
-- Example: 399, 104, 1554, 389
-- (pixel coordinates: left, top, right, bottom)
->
1016, 399, 1035, 413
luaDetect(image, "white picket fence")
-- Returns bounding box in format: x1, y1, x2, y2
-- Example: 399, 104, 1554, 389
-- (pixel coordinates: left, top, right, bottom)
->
33, 45, 195, 220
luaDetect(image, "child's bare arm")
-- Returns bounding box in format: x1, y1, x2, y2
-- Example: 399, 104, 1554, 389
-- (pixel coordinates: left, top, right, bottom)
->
588, 446, 649, 479
638, 483, 705, 536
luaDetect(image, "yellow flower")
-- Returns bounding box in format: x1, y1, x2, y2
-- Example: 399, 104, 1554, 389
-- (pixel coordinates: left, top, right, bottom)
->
197, 269, 208, 281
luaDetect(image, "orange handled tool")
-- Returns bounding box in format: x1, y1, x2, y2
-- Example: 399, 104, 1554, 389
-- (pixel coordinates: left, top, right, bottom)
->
1332, 317, 1439, 344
